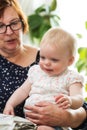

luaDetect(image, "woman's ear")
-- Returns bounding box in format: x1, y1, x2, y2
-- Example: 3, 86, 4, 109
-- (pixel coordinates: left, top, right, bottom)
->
68, 56, 74, 66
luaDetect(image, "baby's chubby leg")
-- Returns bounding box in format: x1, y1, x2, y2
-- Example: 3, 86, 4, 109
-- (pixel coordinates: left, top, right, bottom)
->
37, 125, 55, 130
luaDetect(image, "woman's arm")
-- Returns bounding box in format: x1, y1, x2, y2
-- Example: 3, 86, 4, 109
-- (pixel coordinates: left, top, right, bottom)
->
67, 107, 86, 128
24, 101, 86, 128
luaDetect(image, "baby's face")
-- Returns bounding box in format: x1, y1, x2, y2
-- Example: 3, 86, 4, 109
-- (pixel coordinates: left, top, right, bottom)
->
39, 43, 73, 76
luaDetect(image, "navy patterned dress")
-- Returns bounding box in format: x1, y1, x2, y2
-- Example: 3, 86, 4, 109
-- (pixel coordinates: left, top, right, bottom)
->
0, 52, 39, 117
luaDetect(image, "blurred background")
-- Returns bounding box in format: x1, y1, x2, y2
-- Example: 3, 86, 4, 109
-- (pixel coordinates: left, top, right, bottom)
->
18, 0, 87, 46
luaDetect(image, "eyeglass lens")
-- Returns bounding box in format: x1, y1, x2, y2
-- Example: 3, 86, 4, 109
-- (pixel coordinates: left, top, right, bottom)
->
0, 19, 22, 34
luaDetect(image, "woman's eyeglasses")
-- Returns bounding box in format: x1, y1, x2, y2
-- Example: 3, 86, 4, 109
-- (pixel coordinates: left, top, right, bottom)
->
0, 19, 22, 34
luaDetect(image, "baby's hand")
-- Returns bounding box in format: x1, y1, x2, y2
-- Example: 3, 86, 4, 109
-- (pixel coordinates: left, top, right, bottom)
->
3, 104, 15, 115
55, 94, 72, 109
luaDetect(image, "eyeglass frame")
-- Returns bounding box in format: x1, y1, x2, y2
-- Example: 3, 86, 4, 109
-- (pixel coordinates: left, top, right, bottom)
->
0, 19, 23, 34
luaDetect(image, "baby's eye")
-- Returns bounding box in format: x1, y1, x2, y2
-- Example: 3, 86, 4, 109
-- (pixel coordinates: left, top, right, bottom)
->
51, 58, 59, 62
40, 56, 45, 60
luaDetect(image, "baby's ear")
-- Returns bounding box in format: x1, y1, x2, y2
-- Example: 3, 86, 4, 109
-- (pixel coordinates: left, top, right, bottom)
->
68, 56, 74, 66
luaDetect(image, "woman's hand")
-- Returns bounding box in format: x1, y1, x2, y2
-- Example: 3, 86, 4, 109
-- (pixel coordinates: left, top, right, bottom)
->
24, 101, 86, 128
24, 101, 69, 126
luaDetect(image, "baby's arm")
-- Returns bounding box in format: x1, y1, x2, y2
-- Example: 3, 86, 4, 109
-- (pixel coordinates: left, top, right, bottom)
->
3, 77, 31, 115
68, 82, 84, 109
55, 82, 84, 109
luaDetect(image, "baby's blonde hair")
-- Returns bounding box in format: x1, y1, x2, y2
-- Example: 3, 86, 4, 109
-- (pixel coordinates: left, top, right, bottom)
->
40, 27, 76, 57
